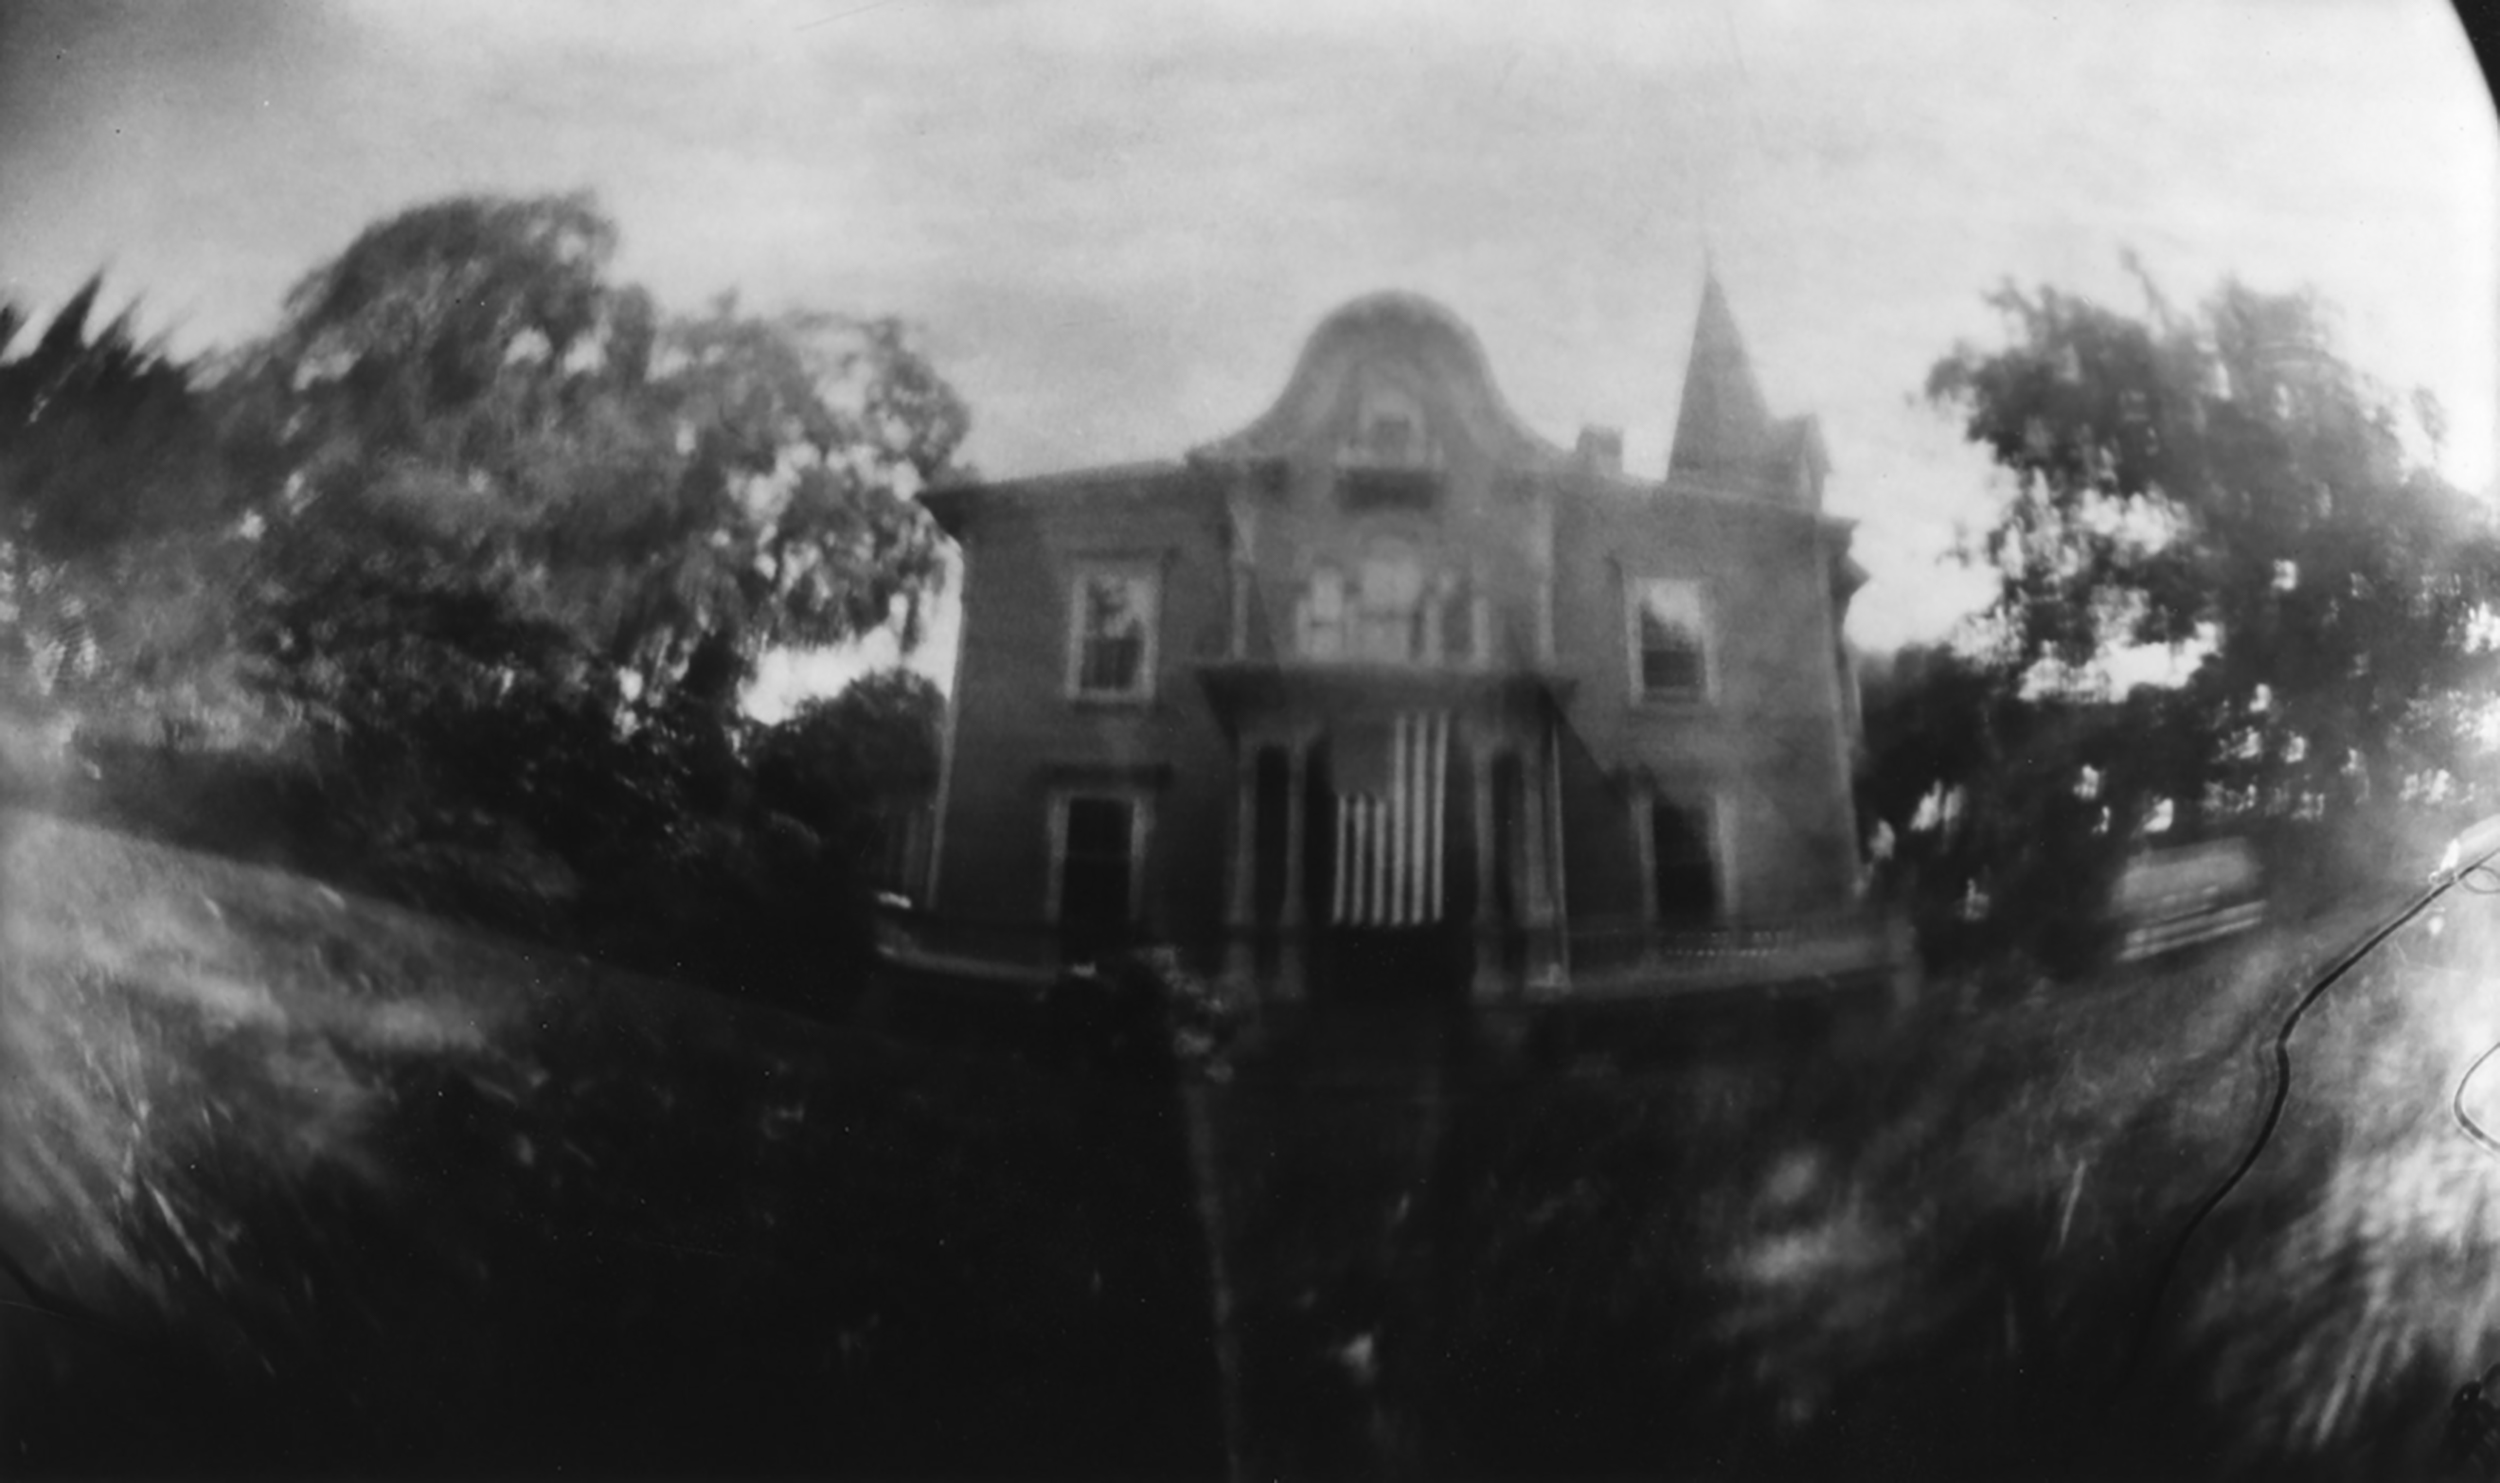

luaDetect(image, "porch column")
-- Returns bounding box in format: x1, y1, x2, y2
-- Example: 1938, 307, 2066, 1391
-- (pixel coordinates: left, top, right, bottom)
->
1471, 726, 1506, 1003
1223, 741, 1259, 991
1530, 496, 1557, 664
1520, 727, 1566, 995
1227, 484, 1257, 661
1275, 732, 1309, 1000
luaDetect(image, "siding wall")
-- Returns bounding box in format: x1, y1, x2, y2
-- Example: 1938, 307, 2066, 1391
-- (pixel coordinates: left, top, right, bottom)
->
1549, 478, 1859, 922
933, 470, 1237, 966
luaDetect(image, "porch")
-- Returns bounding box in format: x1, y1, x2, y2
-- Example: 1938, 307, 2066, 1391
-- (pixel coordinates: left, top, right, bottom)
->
866, 903, 1906, 1007
1198, 662, 1572, 1005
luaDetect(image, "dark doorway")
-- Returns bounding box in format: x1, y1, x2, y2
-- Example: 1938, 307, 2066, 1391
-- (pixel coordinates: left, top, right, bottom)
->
1649, 798, 1717, 924
1059, 795, 1136, 960
1491, 752, 1525, 978
1252, 747, 1291, 978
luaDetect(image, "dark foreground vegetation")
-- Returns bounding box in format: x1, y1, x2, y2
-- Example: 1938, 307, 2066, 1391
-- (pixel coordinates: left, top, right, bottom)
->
1200, 890, 2500, 1480
20, 798, 2500, 1480
2, 810, 1221, 1478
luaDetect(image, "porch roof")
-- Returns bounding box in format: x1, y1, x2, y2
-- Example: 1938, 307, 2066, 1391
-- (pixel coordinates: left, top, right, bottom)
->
1192, 659, 1574, 728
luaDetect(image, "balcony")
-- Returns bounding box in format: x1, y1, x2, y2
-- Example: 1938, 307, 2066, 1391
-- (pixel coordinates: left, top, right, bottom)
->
1193, 655, 1573, 722
1335, 463, 1443, 513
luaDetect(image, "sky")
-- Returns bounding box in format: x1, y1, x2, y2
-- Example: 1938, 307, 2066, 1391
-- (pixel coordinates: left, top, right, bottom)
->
2, 0, 2493, 715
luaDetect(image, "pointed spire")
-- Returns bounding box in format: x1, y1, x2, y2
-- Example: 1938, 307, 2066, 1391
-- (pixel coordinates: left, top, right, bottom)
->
1668, 269, 1773, 480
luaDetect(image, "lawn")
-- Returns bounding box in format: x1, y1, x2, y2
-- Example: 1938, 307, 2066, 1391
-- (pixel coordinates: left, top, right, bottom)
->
0, 808, 1222, 1478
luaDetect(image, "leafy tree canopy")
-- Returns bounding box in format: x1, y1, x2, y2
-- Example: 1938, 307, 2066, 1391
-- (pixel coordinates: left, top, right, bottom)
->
1867, 267, 2500, 972
1, 277, 224, 558
752, 666, 943, 835
231, 192, 969, 728
0, 276, 243, 701
1924, 265, 2500, 835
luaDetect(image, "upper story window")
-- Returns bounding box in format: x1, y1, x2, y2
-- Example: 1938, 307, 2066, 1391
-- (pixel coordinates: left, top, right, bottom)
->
1067, 563, 1159, 701
1629, 577, 1712, 701
1354, 551, 1426, 661
1301, 567, 1348, 660
1297, 545, 1477, 666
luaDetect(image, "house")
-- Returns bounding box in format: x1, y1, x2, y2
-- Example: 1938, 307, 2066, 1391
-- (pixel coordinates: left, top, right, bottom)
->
910, 276, 1892, 1002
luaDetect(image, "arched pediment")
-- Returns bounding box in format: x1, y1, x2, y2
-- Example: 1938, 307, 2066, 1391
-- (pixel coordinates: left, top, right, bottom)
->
1195, 292, 1568, 470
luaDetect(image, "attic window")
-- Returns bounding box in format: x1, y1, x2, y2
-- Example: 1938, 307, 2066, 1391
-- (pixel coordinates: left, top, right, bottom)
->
1336, 374, 1442, 506
1365, 413, 1415, 464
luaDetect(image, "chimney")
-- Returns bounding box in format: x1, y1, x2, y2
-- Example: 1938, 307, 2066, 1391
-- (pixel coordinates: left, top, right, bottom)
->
1575, 424, 1624, 475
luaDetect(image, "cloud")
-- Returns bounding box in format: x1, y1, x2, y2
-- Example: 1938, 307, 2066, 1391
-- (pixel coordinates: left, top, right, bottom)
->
1, 0, 2488, 664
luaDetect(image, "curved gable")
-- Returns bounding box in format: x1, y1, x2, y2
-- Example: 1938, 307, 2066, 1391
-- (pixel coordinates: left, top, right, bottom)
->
1195, 291, 1568, 470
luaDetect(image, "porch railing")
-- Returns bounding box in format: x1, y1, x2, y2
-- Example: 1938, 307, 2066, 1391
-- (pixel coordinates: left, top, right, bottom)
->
1563, 913, 1905, 997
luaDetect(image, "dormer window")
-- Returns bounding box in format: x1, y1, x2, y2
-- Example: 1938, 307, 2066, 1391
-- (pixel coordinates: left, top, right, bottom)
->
1365, 412, 1416, 465
1336, 374, 1444, 510
1348, 377, 1429, 467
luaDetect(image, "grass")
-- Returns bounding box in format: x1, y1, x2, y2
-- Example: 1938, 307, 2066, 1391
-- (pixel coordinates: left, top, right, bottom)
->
0, 807, 1222, 1478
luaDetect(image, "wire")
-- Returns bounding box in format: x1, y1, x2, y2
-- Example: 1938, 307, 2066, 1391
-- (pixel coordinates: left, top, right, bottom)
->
0, 1237, 127, 1339
2455, 1037, 2500, 1162
2107, 866, 2472, 1405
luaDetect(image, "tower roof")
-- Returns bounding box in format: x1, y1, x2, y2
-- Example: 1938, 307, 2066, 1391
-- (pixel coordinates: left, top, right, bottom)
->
1668, 270, 1775, 478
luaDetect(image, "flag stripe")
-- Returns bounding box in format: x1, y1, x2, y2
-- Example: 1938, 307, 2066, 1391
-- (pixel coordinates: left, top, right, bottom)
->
1434, 713, 1448, 919
1333, 797, 1347, 923
1408, 716, 1428, 922
1390, 716, 1409, 926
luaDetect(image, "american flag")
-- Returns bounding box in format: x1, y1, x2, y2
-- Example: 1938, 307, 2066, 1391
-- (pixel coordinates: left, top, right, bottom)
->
1331, 712, 1450, 926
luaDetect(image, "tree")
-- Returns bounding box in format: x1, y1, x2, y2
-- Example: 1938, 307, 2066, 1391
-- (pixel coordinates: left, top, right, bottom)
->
752, 666, 943, 876
1923, 268, 2500, 877
230, 192, 967, 744
0, 277, 241, 704
202, 193, 971, 985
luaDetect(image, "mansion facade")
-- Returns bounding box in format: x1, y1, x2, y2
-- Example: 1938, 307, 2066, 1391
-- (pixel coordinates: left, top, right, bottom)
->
910, 278, 1891, 1002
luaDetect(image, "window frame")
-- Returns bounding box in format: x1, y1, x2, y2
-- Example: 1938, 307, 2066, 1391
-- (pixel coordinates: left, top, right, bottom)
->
1064, 559, 1162, 704
1624, 575, 1717, 705
1299, 564, 1349, 660
1045, 788, 1154, 927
